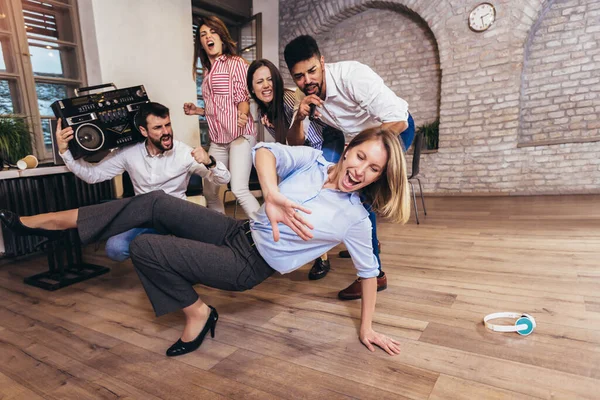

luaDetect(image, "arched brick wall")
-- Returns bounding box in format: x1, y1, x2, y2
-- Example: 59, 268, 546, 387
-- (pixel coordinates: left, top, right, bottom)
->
278, 0, 600, 194
308, 8, 441, 126
520, 0, 600, 146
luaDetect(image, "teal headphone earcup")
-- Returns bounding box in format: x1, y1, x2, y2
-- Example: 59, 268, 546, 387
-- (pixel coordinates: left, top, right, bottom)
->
515, 316, 535, 336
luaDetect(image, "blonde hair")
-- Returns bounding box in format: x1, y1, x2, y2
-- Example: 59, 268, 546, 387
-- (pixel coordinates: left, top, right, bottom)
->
330, 128, 411, 224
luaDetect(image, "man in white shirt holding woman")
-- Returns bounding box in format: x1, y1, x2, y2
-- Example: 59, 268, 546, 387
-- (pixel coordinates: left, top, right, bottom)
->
284, 35, 415, 300
55, 102, 230, 261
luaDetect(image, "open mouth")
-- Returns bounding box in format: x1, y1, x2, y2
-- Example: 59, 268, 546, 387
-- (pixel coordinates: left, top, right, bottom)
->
161, 135, 173, 147
305, 84, 319, 95
341, 170, 361, 190
261, 88, 273, 99
207, 40, 215, 50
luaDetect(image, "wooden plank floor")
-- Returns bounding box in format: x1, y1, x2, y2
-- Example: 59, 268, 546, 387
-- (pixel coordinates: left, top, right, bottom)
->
1, 195, 600, 399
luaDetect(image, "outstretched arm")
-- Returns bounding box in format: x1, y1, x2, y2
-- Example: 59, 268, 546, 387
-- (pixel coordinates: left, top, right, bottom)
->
344, 218, 401, 356
254, 148, 314, 241
359, 279, 401, 355
183, 102, 205, 116
254, 148, 278, 201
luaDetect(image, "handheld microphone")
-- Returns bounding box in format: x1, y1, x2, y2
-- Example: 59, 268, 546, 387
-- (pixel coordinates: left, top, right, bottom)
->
308, 103, 317, 121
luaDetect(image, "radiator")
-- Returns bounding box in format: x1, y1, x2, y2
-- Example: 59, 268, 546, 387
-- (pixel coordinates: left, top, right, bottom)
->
0, 173, 114, 257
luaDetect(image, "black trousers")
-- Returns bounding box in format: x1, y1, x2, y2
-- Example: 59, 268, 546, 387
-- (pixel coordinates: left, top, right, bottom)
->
77, 191, 274, 316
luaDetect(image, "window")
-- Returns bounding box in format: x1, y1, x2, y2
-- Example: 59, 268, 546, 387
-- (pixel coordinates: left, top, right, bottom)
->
239, 14, 260, 64
0, 0, 86, 162
238, 14, 262, 141
192, 21, 209, 147
195, 60, 210, 147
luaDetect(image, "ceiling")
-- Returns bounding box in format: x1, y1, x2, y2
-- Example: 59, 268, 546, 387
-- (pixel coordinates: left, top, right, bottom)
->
191, 0, 252, 24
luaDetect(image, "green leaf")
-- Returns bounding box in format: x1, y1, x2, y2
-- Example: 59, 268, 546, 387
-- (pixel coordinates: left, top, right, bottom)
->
0, 116, 34, 165
416, 118, 439, 150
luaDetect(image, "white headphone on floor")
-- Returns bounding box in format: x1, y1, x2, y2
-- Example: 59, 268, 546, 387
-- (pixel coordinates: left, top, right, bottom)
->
483, 312, 536, 336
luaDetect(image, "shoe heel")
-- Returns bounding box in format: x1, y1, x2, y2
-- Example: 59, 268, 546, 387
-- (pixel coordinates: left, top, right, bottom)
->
210, 318, 217, 338
209, 305, 218, 338
165, 306, 219, 357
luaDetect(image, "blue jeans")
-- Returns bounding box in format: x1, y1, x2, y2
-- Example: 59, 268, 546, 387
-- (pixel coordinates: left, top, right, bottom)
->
321, 127, 345, 163
400, 114, 416, 150
105, 227, 157, 262
320, 114, 415, 272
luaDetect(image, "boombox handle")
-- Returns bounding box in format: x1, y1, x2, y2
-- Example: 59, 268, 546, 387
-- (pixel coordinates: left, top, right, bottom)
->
74, 83, 117, 97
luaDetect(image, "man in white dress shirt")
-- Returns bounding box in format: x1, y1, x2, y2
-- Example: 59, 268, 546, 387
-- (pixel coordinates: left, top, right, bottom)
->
55, 102, 230, 261
284, 35, 416, 300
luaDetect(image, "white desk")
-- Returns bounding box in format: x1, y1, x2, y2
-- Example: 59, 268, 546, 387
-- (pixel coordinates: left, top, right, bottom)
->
0, 166, 70, 180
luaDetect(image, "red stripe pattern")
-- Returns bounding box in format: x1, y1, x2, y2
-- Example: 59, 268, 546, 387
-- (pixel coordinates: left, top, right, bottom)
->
202, 55, 256, 144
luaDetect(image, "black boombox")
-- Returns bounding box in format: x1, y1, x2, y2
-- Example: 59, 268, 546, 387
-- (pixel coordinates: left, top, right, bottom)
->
51, 83, 150, 160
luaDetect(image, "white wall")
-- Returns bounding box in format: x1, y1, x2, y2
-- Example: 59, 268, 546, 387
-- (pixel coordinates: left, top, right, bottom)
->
252, 0, 278, 144
253, 0, 278, 66
78, 0, 199, 147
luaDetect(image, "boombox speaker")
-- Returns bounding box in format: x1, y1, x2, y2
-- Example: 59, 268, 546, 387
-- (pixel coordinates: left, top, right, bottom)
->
51, 83, 150, 160
49, 119, 109, 165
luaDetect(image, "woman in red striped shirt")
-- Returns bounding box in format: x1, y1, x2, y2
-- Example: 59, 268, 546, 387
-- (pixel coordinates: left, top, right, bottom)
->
184, 16, 260, 217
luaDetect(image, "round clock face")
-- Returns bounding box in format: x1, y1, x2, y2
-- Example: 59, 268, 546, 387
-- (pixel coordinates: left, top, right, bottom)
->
469, 3, 496, 32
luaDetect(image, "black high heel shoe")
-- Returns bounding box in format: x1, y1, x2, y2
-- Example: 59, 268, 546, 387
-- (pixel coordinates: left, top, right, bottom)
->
166, 305, 218, 357
0, 210, 64, 238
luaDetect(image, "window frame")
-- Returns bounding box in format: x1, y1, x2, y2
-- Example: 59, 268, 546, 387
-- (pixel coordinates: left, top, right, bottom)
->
0, 0, 87, 162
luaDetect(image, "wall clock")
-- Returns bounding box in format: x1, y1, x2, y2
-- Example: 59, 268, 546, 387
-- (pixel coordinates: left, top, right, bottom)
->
469, 3, 496, 32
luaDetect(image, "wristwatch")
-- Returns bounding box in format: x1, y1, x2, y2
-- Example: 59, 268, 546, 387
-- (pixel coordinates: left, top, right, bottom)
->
203, 155, 217, 169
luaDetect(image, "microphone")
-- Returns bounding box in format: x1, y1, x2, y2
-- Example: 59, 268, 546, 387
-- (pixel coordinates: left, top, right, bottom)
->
308, 103, 317, 121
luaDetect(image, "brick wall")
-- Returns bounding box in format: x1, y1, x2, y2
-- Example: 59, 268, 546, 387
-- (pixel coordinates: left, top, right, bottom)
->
285, 8, 440, 126
520, 0, 600, 145
279, 0, 600, 195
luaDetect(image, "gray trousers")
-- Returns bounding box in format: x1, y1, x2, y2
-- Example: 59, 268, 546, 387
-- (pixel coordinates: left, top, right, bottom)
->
77, 191, 274, 316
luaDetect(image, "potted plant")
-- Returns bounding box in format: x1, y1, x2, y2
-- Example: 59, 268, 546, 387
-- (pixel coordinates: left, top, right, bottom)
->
416, 119, 439, 150
0, 116, 33, 169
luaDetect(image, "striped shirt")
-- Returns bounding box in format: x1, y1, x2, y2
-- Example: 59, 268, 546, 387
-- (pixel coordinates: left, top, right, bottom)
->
262, 88, 330, 150
202, 55, 256, 144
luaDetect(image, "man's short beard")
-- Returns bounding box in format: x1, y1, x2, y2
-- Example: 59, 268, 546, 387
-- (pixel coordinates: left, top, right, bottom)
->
303, 82, 322, 97
150, 134, 173, 152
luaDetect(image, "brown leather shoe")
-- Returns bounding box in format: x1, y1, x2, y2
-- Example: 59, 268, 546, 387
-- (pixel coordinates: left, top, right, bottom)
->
337, 272, 387, 300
